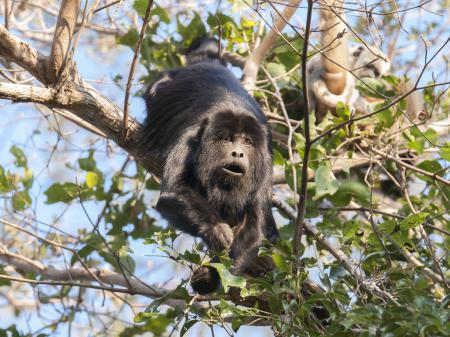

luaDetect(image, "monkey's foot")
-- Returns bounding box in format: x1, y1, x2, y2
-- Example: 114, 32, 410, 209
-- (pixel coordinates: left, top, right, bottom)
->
191, 266, 221, 295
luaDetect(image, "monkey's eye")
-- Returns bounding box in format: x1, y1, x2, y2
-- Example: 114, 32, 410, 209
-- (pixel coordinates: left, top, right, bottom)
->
244, 138, 253, 146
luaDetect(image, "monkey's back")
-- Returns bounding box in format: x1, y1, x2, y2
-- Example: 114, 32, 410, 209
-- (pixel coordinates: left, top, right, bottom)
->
143, 62, 266, 160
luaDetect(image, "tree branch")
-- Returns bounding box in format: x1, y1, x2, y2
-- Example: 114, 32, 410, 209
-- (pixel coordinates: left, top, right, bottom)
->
273, 197, 401, 305
242, 0, 300, 90
0, 25, 49, 84
123, 0, 153, 138
369, 146, 450, 187
0, 247, 169, 299
0, 25, 162, 177
319, 0, 348, 94
293, 0, 314, 255
47, 0, 81, 83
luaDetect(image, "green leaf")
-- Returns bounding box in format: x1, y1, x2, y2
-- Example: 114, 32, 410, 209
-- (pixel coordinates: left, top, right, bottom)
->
12, 190, 31, 211
152, 6, 170, 24
118, 325, 145, 337
375, 107, 395, 128
342, 220, 360, 239
21, 168, 33, 189
391, 229, 409, 246
45, 182, 78, 204
133, 0, 149, 17
85, 171, 99, 189
336, 101, 350, 119
180, 319, 198, 336
133, 313, 171, 336
231, 317, 245, 332
145, 176, 160, 190
314, 165, 339, 199
273, 149, 285, 166
209, 263, 246, 292
329, 180, 370, 206
266, 62, 288, 87
272, 252, 290, 272
356, 78, 394, 99
177, 12, 206, 45
0, 266, 11, 286
146, 286, 190, 311
10, 145, 27, 167
117, 29, 139, 48
119, 254, 136, 274
0, 166, 13, 193
179, 250, 201, 264
439, 143, 450, 161
78, 150, 96, 171
416, 160, 443, 182
400, 212, 429, 230
284, 163, 299, 193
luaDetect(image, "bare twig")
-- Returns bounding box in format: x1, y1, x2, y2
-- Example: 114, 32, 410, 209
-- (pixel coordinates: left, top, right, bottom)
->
123, 0, 153, 140
369, 147, 450, 187
293, 0, 313, 255
93, 0, 122, 14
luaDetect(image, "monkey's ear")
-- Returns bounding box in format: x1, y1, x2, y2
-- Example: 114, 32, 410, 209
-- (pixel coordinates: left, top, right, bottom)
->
145, 72, 174, 99
196, 117, 210, 142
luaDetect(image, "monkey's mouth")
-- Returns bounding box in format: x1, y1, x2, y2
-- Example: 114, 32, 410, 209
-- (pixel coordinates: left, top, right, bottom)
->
221, 164, 245, 176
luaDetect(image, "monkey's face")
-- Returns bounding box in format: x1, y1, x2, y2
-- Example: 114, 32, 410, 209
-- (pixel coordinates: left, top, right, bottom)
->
196, 112, 266, 198
210, 133, 253, 188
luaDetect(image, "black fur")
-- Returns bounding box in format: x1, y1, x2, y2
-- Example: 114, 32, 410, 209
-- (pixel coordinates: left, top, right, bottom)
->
144, 38, 278, 294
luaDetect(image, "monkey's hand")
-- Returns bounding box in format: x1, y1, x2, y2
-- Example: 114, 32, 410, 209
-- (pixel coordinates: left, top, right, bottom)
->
201, 222, 234, 251
244, 255, 274, 276
191, 266, 221, 294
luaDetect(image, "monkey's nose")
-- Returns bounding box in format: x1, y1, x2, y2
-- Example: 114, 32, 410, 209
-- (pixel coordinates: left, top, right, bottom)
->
231, 151, 244, 158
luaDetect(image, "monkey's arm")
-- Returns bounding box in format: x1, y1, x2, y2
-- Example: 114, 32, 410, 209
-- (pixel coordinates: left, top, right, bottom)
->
156, 139, 233, 251
230, 204, 276, 276
157, 190, 233, 251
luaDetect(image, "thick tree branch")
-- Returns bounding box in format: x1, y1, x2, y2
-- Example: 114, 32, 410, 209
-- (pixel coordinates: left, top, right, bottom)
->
319, 0, 348, 94
47, 0, 81, 83
0, 247, 174, 300
0, 81, 161, 176
242, 0, 300, 90
0, 25, 162, 176
0, 82, 55, 102
0, 25, 50, 84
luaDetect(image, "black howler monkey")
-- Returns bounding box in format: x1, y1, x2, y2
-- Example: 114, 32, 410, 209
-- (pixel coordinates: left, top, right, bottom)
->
143, 37, 278, 294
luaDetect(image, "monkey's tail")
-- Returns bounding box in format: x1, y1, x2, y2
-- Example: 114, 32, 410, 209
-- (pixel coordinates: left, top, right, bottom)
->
185, 36, 226, 66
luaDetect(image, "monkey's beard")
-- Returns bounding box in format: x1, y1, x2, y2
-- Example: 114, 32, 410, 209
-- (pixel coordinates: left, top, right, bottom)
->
196, 163, 254, 220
